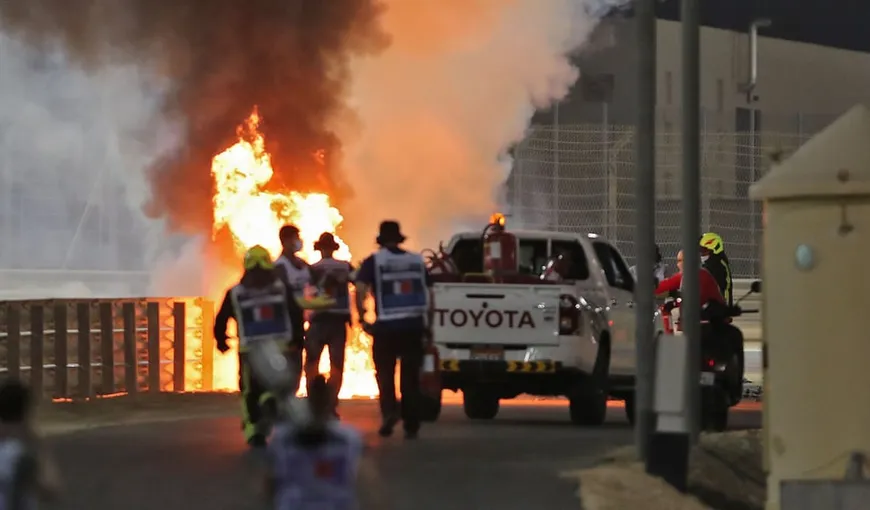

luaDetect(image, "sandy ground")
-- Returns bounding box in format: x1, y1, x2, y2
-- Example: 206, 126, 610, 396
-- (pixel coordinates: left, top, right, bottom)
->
566, 430, 765, 510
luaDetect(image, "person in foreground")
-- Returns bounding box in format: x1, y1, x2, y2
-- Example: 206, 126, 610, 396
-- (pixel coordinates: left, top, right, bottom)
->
214, 245, 305, 448
263, 374, 363, 510
354, 221, 434, 439
0, 379, 61, 509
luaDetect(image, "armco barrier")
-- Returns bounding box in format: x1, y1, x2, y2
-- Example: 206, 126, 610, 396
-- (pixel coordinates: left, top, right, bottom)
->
0, 298, 216, 399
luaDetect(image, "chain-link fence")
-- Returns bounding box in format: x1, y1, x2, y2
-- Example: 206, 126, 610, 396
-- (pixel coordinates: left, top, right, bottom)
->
507, 106, 842, 278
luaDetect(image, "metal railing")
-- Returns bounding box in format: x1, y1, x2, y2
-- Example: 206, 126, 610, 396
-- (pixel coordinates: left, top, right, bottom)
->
0, 298, 216, 399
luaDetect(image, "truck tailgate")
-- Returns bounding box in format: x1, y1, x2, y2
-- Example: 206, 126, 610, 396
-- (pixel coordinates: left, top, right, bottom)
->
433, 283, 562, 346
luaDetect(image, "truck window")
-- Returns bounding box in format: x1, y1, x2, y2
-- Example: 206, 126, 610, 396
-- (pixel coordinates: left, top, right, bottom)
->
593, 242, 635, 292
518, 239, 549, 276
449, 238, 483, 273
550, 240, 590, 280
447, 237, 549, 276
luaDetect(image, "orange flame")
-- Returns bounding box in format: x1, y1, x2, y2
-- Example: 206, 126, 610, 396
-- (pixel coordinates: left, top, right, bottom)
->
208, 107, 379, 398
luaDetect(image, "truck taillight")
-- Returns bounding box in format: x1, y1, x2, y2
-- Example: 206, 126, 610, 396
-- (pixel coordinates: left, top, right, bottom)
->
559, 294, 581, 335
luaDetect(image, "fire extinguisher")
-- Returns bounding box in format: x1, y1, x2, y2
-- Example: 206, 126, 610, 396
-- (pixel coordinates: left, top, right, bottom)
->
482, 213, 518, 275
420, 342, 441, 399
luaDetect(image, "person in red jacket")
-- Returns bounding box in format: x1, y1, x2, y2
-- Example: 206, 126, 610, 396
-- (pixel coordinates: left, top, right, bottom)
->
655, 267, 724, 306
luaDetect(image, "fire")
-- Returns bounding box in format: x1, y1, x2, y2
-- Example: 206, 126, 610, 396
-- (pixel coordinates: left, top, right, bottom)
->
208, 107, 379, 399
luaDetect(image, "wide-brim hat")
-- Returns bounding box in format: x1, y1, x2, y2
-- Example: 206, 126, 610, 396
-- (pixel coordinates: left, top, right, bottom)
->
376, 220, 406, 245
313, 232, 340, 251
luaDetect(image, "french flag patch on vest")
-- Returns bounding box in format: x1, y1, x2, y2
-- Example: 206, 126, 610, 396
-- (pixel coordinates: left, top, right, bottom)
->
254, 305, 274, 321
393, 280, 413, 294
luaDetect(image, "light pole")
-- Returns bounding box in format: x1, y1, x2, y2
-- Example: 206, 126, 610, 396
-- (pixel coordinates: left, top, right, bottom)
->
742, 18, 771, 274
633, 0, 657, 464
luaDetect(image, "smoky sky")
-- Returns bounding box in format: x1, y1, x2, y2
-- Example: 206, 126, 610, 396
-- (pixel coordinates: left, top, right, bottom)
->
0, 0, 389, 234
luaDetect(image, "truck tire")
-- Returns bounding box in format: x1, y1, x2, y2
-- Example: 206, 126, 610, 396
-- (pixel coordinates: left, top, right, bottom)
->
568, 386, 607, 426
463, 389, 500, 420
419, 393, 442, 422
624, 393, 636, 426
701, 389, 729, 432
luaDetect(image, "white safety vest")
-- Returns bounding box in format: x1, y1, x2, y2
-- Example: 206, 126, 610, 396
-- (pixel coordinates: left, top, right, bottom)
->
230, 281, 293, 350
268, 422, 363, 510
0, 438, 33, 510
310, 258, 352, 315
275, 255, 312, 299
373, 249, 428, 322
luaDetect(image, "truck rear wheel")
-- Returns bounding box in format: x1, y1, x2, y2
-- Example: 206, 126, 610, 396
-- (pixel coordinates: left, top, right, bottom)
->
463, 389, 500, 420
568, 386, 607, 426
419, 393, 442, 422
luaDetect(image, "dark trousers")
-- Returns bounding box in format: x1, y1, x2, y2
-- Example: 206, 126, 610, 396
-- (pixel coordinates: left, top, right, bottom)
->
372, 327, 425, 432
305, 317, 348, 402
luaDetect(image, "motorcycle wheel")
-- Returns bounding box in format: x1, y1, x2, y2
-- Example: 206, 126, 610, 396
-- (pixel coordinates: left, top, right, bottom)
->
701, 389, 729, 432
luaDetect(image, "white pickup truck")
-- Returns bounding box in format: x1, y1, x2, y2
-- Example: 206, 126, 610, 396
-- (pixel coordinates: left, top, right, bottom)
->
422, 229, 658, 426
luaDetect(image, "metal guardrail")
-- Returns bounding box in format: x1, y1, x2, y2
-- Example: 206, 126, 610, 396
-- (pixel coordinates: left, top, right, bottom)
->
0, 298, 216, 399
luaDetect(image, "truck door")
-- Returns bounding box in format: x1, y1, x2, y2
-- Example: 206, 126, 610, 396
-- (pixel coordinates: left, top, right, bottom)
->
592, 241, 637, 375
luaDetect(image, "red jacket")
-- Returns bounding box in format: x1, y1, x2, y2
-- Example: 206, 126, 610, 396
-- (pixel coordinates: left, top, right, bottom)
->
655, 269, 724, 305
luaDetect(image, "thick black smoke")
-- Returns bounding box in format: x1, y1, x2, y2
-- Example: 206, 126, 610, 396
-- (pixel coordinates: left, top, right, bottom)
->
0, 0, 388, 233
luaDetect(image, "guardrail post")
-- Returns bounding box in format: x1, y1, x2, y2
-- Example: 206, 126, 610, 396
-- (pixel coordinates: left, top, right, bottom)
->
173, 302, 185, 392
99, 303, 115, 395
76, 303, 92, 398
146, 302, 160, 393
29, 305, 44, 398
122, 303, 137, 394
200, 300, 215, 392
53, 303, 68, 399
6, 303, 21, 381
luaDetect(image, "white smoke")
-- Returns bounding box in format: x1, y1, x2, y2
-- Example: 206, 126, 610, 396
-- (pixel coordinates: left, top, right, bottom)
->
338, 0, 629, 252
0, 33, 184, 297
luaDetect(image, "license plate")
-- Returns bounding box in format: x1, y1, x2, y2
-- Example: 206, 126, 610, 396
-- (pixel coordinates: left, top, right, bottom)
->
470, 347, 504, 361
700, 372, 715, 386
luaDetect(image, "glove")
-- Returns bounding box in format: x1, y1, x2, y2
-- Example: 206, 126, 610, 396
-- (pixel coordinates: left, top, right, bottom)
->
216, 338, 230, 353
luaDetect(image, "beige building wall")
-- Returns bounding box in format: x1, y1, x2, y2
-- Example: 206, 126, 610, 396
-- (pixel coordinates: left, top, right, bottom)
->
653, 19, 870, 198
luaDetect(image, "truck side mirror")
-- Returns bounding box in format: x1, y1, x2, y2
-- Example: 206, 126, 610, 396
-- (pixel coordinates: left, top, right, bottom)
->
750, 280, 762, 293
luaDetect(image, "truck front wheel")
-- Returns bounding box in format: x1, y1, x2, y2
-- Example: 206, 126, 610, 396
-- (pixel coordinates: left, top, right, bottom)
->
463, 388, 500, 420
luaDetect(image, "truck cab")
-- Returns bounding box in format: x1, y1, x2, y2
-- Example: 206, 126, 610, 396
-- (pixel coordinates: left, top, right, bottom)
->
423, 225, 643, 425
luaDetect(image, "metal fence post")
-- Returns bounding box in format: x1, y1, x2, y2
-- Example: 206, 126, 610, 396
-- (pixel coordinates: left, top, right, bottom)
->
553, 102, 561, 230
53, 303, 69, 398
122, 303, 137, 394
6, 303, 21, 381
29, 305, 44, 398
146, 302, 161, 393
200, 300, 215, 392
173, 302, 186, 392
76, 303, 93, 398
99, 302, 114, 394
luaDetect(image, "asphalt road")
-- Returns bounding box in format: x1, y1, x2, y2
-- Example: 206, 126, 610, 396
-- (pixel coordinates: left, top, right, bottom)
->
47, 399, 761, 510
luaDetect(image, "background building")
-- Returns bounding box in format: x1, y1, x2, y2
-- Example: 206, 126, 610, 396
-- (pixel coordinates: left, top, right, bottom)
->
507, 0, 870, 277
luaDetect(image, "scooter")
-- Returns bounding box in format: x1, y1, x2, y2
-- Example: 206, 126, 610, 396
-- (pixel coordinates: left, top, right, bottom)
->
659, 280, 761, 431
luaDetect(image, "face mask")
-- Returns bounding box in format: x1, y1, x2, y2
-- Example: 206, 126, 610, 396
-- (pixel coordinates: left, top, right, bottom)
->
701, 255, 709, 263
292, 239, 303, 253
